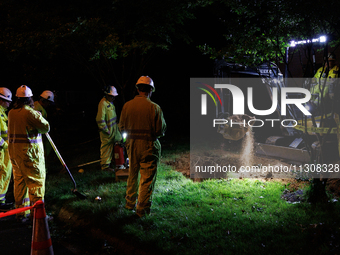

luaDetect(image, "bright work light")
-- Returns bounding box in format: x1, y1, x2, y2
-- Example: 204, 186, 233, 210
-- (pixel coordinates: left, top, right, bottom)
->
122, 132, 127, 143
289, 36, 327, 47
319, 36, 326, 43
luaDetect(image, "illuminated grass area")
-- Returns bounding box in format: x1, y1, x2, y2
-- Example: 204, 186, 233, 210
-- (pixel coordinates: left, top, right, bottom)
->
46, 147, 340, 255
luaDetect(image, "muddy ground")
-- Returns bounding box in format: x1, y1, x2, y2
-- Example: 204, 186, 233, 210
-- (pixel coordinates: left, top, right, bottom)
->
165, 140, 340, 199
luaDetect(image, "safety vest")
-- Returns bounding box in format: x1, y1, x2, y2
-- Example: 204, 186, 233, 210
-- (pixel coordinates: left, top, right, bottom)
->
311, 65, 339, 105
314, 65, 339, 79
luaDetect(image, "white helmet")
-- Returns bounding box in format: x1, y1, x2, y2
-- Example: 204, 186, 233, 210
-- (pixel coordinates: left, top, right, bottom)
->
136, 76, 155, 92
105, 86, 118, 96
16, 85, 33, 98
40, 90, 54, 102
0, 87, 12, 102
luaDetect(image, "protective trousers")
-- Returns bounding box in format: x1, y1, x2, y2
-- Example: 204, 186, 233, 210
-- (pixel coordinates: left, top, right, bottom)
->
11, 158, 45, 218
125, 139, 161, 216
0, 146, 11, 204
99, 132, 115, 169
0, 106, 11, 204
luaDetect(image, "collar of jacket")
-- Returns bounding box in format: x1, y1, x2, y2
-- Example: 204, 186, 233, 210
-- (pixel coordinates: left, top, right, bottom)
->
0, 105, 7, 114
135, 95, 150, 100
104, 97, 114, 106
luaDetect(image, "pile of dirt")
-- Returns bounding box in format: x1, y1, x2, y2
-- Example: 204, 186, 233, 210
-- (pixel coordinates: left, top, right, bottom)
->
164, 153, 190, 177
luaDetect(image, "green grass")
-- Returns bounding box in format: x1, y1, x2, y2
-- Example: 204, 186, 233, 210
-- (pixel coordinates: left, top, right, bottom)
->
45, 144, 340, 255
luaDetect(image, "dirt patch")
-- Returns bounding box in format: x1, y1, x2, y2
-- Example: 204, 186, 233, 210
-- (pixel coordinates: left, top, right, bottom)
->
189, 147, 296, 180
165, 149, 339, 199
327, 179, 340, 198
165, 152, 190, 178
165, 149, 295, 180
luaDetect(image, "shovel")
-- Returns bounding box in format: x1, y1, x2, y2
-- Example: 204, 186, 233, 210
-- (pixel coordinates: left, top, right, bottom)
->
45, 133, 87, 200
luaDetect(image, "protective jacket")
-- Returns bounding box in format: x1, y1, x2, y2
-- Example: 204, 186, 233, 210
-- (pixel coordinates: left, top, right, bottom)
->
33, 101, 47, 119
119, 95, 166, 216
311, 65, 339, 106
0, 105, 11, 205
33, 101, 52, 159
8, 105, 50, 218
96, 97, 122, 169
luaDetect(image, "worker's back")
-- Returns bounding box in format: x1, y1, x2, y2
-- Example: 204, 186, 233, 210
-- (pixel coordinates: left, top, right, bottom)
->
120, 95, 165, 141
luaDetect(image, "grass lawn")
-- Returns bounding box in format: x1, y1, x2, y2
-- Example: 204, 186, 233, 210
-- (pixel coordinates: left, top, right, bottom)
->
45, 139, 340, 255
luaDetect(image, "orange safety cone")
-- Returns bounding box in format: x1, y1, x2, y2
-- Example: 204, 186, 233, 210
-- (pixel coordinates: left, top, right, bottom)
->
30, 200, 54, 255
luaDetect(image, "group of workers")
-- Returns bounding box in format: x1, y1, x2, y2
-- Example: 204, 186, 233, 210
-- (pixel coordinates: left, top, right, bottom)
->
0, 85, 54, 222
0, 75, 166, 222
96, 76, 166, 217
0, 56, 337, 221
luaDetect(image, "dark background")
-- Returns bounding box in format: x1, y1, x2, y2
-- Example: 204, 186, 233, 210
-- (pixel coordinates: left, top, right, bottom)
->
1, 42, 214, 146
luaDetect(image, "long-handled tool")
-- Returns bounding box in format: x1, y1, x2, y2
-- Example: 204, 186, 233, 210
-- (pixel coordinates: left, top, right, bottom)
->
45, 133, 87, 199
70, 159, 101, 169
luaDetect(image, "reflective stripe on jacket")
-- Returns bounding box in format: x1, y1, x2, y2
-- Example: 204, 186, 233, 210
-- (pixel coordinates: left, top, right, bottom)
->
8, 133, 43, 144
8, 105, 50, 157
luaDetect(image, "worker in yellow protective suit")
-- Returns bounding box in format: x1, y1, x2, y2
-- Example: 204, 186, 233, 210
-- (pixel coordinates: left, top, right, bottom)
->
34, 90, 55, 160
8, 85, 50, 222
119, 76, 166, 217
96, 86, 122, 171
0, 88, 13, 210
310, 53, 339, 114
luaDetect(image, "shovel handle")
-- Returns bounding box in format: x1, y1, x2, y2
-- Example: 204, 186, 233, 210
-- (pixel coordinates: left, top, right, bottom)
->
45, 133, 77, 189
